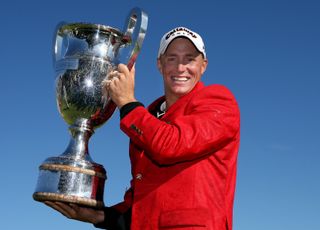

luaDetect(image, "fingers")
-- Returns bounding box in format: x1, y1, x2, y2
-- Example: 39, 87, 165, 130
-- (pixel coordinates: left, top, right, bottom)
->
44, 201, 78, 219
119, 63, 135, 81
130, 64, 136, 77
106, 69, 122, 86
102, 70, 120, 92
104, 63, 134, 86
118, 63, 130, 76
116, 63, 135, 81
102, 78, 114, 90
101, 63, 136, 108
109, 70, 121, 80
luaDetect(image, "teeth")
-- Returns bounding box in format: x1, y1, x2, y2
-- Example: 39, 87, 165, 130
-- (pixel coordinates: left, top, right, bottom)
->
173, 77, 188, 81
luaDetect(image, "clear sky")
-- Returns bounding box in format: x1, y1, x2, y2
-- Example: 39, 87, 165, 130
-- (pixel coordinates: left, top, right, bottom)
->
1, 0, 319, 229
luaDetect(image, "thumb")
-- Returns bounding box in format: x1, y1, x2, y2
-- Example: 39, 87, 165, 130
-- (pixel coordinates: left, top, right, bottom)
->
130, 64, 136, 80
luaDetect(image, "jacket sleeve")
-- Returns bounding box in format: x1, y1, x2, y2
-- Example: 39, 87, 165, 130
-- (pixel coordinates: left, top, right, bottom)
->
120, 85, 240, 165
93, 188, 133, 229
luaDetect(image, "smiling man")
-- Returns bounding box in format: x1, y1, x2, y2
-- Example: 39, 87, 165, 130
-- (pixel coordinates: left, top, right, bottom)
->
46, 27, 241, 230
102, 26, 240, 230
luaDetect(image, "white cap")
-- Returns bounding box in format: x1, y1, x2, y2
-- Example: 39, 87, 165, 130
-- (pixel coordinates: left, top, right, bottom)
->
157, 27, 206, 59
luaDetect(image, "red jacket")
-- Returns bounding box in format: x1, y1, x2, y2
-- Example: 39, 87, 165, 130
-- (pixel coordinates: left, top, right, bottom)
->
113, 82, 240, 229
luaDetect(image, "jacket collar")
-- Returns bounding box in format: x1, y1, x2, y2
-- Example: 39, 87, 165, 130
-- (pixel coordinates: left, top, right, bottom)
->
148, 81, 205, 113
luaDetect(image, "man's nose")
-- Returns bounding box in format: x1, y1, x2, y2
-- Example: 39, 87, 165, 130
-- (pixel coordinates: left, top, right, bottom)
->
177, 62, 187, 72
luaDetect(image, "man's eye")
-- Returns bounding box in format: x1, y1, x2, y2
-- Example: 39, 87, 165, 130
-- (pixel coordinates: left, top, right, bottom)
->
167, 57, 176, 62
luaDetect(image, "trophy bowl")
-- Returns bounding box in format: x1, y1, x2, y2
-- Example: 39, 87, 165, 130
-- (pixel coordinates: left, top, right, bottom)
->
33, 8, 148, 208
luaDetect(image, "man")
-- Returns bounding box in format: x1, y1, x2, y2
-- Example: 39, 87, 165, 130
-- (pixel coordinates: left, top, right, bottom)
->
46, 26, 240, 230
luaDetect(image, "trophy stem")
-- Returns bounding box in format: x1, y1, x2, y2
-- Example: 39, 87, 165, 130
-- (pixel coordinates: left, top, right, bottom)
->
63, 119, 94, 161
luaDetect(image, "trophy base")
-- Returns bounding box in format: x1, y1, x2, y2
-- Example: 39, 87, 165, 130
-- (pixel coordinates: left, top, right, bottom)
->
33, 156, 106, 209
33, 192, 104, 208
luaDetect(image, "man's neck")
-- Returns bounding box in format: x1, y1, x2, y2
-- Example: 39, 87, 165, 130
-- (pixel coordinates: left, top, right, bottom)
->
165, 95, 179, 109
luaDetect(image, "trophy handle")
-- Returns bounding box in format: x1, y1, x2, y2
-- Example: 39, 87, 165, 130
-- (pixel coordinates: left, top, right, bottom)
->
120, 7, 148, 70
53, 22, 68, 65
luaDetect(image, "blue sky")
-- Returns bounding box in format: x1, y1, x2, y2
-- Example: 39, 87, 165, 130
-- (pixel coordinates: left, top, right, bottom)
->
1, 0, 319, 229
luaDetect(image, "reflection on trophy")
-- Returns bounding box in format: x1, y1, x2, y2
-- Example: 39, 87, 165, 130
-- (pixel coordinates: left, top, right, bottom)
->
33, 8, 148, 208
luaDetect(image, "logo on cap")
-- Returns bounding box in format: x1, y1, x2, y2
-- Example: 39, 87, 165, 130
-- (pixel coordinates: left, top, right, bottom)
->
165, 27, 197, 40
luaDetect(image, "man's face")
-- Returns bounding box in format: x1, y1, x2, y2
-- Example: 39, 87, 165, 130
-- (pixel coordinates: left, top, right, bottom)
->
157, 38, 208, 103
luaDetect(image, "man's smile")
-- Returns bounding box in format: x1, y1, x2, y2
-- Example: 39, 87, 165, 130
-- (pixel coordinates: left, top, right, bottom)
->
171, 76, 190, 82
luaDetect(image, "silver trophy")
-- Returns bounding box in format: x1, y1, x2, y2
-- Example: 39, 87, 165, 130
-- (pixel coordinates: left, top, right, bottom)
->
33, 8, 148, 208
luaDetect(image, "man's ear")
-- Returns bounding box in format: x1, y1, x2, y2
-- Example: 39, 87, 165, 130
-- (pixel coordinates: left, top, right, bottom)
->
157, 58, 163, 74
201, 59, 208, 75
